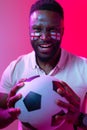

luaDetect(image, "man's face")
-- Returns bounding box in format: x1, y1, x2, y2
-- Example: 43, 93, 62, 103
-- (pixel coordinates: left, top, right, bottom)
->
29, 10, 64, 62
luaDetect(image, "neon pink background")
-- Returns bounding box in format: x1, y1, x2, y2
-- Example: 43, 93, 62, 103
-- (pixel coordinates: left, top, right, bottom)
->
0, 0, 87, 129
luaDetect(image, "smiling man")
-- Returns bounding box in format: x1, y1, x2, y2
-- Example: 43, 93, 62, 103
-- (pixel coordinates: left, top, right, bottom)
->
0, 0, 87, 130
29, 10, 64, 74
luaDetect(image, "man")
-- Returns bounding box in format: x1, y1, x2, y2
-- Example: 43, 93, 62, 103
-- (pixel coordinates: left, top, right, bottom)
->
0, 0, 87, 130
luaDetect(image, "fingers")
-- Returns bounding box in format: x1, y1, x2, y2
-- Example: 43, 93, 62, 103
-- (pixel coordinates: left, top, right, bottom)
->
8, 108, 21, 115
7, 94, 22, 108
60, 81, 80, 105
53, 115, 65, 126
7, 81, 25, 108
56, 100, 78, 113
8, 107, 21, 119
53, 81, 65, 94
9, 78, 27, 97
52, 110, 66, 126
56, 99, 80, 124
6, 79, 27, 121
53, 80, 81, 125
9, 82, 24, 97
54, 81, 80, 107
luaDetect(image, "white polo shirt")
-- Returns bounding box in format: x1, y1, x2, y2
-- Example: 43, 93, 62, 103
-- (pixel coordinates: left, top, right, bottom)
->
0, 48, 87, 130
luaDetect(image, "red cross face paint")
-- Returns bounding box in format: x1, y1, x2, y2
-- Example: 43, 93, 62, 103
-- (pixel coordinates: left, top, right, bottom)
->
30, 32, 61, 41
50, 32, 61, 41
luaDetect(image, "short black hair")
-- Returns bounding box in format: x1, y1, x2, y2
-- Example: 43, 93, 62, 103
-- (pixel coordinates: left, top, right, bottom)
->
30, 0, 64, 19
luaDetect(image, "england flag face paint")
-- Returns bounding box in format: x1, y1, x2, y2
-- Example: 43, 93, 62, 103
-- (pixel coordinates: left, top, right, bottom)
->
50, 32, 61, 41
31, 32, 41, 40
30, 32, 61, 41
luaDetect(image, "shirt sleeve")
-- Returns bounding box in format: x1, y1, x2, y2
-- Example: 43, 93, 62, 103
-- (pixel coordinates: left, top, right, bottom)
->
0, 61, 16, 94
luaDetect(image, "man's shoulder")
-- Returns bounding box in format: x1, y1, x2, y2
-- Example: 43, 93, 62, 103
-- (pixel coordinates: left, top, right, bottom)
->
62, 48, 87, 63
0, 51, 36, 92
9, 51, 35, 66
61, 48, 87, 71
16, 51, 35, 61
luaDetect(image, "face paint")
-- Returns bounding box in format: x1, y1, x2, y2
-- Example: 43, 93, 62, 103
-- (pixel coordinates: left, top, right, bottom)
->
30, 32, 61, 41
50, 32, 61, 40
31, 32, 40, 40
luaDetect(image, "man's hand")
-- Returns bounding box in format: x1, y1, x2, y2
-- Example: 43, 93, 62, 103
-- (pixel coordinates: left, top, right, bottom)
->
53, 81, 80, 125
0, 79, 27, 129
6, 79, 26, 119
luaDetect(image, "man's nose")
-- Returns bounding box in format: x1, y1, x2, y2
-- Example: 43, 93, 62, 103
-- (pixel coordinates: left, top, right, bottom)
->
40, 32, 50, 40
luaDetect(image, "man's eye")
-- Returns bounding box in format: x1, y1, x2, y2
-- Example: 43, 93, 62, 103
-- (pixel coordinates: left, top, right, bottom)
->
49, 28, 57, 32
50, 30, 56, 33
34, 28, 41, 33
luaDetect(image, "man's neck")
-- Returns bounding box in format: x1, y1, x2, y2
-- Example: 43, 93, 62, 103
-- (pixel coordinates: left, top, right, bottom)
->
36, 49, 61, 74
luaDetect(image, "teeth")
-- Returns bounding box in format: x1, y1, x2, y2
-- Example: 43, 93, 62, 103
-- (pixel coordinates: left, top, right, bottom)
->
40, 44, 51, 48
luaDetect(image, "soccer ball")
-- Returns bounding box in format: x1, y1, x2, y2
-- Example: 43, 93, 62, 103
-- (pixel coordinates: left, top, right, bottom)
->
15, 75, 67, 130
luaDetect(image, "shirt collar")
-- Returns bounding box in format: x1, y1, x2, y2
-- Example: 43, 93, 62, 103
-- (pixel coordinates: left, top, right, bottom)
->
31, 51, 39, 69
57, 48, 68, 70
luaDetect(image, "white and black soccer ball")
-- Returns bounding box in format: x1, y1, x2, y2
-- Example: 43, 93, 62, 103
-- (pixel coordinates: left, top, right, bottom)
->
15, 75, 68, 130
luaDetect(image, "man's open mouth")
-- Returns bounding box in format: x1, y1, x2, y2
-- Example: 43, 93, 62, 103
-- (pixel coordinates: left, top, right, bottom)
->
39, 43, 53, 48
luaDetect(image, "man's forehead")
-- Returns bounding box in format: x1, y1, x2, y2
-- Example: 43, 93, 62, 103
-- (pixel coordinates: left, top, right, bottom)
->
30, 10, 61, 20
30, 10, 63, 24
30, 10, 64, 28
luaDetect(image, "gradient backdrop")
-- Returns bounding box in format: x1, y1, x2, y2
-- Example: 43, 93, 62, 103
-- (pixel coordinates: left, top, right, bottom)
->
0, 0, 87, 129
